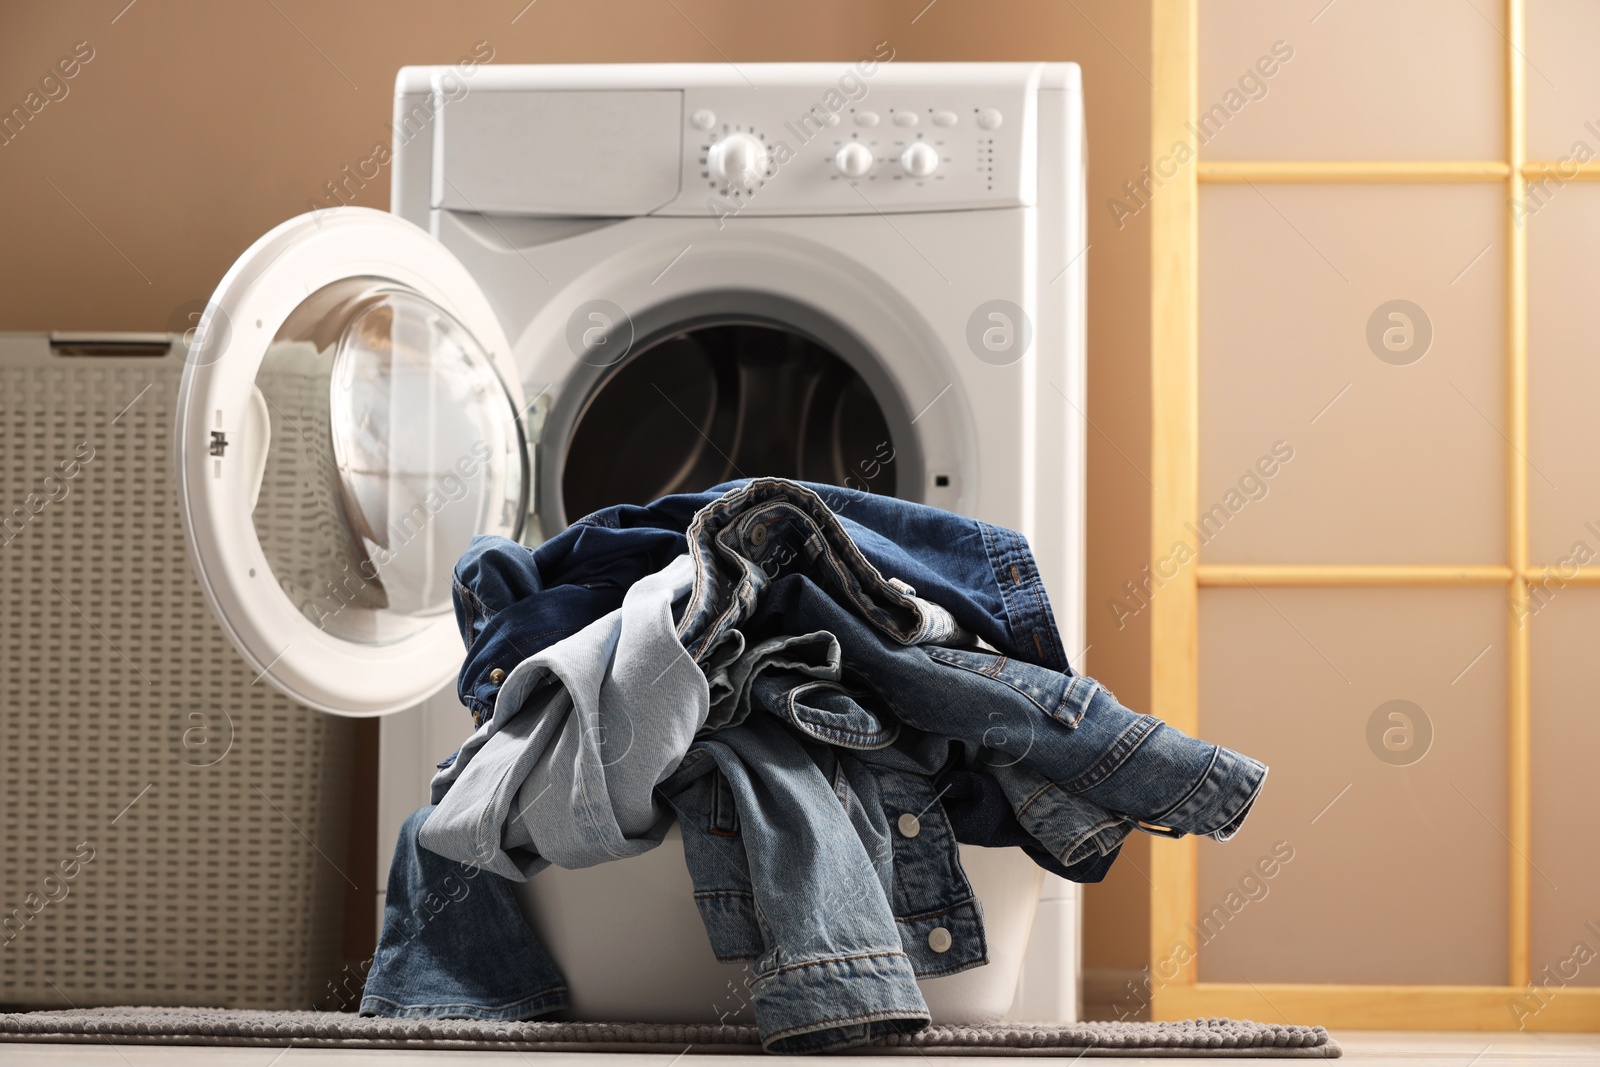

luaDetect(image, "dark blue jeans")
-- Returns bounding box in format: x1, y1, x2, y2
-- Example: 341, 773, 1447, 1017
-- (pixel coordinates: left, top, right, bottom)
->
359, 806, 567, 1020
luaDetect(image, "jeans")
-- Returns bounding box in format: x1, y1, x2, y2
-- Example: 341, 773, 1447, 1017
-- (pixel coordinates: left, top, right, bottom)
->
359, 806, 568, 1020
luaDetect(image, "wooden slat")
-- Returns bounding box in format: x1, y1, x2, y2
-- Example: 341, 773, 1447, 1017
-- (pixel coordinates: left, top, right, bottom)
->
1195, 160, 1600, 183
1505, 0, 1533, 992
1529, 566, 1600, 585
1148, 0, 1200, 994
1197, 160, 1511, 183
1521, 161, 1600, 180
1196, 564, 1515, 587
1156, 982, 1600, 1031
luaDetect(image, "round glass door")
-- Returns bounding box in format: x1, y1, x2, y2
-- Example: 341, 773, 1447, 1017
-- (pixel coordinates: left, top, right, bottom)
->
176, 207, 528, 716
253, 281, 526, 644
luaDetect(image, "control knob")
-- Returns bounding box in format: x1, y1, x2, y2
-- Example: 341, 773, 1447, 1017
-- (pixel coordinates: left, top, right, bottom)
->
708, 132, 768, 187
900, 142, 939, 178
834, 142, 874, 178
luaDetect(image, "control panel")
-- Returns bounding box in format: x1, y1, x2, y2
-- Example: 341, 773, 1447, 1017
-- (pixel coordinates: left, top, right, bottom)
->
660, 83, 1037, 217
411, 65, 1057, 219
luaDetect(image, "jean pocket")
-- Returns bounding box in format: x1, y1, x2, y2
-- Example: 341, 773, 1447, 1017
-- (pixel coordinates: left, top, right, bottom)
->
925, 645, 1088, 728
772, 680, 899, 750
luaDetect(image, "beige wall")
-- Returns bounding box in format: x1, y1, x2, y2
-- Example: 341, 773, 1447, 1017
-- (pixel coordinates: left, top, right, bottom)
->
0, 0, 1154, 985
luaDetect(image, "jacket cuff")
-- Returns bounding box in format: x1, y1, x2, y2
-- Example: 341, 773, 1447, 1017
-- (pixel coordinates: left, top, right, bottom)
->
1155, 746, 1270, 841
750, 948, 929, 1053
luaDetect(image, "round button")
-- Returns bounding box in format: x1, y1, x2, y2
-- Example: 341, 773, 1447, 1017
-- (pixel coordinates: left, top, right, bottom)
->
893, 111, 918, 128
690, 109, 716, 130
834, 142, 874, 179
928, 927, 953, 953
896, 813, 921, 838
855, 111, 880, 127
489, 668, 505, 684
931, 110, 958, 127
976, 108, 1003, 130
748, 522, 767, 547
708, 132, 769, 187
900, 142, 939, 179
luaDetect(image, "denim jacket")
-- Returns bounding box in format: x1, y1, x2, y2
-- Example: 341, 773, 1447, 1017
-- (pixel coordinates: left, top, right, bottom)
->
652, 487, 1262, 1052
746, 572, 1266, 861
658, 716, 958, 1053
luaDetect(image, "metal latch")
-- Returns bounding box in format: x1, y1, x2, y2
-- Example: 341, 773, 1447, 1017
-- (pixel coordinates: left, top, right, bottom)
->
210, 431, 228, 457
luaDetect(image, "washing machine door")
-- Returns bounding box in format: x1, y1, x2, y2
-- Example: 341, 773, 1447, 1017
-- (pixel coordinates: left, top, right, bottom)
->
175, 207, 529, 717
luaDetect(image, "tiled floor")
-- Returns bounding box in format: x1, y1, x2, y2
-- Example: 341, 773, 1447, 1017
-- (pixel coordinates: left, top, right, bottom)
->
0, 1032, 1597, 1064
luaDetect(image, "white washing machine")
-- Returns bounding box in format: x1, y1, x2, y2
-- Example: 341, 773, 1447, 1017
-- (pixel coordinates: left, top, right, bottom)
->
175, 62, 1085, 1022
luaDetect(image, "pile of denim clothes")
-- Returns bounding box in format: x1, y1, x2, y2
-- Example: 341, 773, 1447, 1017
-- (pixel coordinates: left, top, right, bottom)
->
360, 478, 1267, 1053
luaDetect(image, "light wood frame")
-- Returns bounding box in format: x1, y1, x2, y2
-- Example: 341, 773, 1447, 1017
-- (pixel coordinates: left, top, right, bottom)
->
1148, 0, 1600, 1031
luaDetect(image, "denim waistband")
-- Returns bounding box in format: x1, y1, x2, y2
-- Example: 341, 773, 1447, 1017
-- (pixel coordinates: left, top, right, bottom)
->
676, 481, 970, 663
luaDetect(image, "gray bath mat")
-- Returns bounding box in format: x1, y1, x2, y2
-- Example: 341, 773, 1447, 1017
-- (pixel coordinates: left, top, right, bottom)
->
0, 1007, 1339, 1057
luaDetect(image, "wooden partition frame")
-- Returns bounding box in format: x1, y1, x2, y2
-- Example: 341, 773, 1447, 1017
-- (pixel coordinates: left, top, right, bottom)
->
1148, 0, 1600, 1031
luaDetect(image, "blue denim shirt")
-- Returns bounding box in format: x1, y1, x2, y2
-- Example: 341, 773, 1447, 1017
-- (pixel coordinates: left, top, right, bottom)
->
422, 554, 708, 878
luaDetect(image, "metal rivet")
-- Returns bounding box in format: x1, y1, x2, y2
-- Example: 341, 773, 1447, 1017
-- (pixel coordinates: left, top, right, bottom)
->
928, 926, 952, 953
749, 523, 767, 546
897, 813, 921, 838
489, 668, 505, 684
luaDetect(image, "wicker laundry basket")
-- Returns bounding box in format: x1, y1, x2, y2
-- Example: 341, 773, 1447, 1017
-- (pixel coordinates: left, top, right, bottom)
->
0, 335, 357, 1010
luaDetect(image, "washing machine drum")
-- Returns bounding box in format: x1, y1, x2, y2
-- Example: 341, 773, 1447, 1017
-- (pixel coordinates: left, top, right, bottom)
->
560, 322, 898, 522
